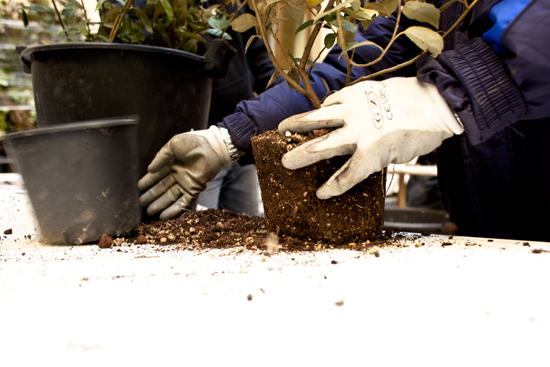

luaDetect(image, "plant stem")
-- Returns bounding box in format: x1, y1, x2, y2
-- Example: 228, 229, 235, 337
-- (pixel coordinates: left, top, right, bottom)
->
335, 4, 353, 86
79, 0, 92, 41
51, 0, 68, 40
109, 0, 134, 43
350, 0, 479, 85
348, 3, 401, 69
249, 0, 317, 106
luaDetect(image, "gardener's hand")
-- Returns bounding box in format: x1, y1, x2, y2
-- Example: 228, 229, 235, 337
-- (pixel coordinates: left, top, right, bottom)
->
138, 125, 232, 220
278, 77, 464, 200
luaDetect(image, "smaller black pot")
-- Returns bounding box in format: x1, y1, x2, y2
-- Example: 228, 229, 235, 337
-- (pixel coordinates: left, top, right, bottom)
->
0, 117, 141, 245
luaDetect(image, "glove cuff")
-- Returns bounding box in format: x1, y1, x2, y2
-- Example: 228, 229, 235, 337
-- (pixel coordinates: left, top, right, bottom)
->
216, 126, 240, 162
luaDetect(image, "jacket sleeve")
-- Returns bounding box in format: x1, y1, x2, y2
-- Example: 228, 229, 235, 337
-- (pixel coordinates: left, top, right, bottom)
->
417, 0, 550, 145
220, 14, 422, 164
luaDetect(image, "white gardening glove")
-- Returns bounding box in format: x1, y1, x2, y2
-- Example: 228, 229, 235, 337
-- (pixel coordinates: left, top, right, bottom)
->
138, 125, 233, 220
278, 77, 464, 200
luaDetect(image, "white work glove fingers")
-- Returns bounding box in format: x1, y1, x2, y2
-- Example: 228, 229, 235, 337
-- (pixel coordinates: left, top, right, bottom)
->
159, 196, 195, 220
146, 138, 180, 173
278, 105, 346, 134
137, 164, 172, 192
148, 184, 195, 218
138, 172, 177, 208
138, 129, 228, 219
315, 129, 453, 200
282, 128, 356, 170
316, 153, 373, 200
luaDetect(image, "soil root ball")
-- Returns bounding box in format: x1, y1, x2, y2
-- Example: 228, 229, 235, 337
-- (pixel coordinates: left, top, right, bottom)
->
251, 130, 384, 243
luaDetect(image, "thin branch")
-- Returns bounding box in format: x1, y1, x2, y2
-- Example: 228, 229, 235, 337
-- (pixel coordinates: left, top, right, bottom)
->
335, 6, 353, 86
50, 0, 67, 37
222, 0, 248, 35
79, 0, 92, 40
300, 0, 335, 72
109, 0, 134, 43
348, 3, 402, 69
350, 0, 479, 85
249, 0, 307, 97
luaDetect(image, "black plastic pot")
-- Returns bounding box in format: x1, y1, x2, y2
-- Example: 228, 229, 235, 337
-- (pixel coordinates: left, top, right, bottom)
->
20, 40, 236, 177
0, 117, 141, 245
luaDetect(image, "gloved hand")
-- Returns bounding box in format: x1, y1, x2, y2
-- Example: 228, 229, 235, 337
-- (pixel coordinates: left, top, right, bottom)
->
138, 125, 232, 220
278, 77, 464, 200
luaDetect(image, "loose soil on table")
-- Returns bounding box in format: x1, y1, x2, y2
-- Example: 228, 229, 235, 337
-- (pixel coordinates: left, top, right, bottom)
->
252, 129, 385, 243
122, 209, 400, 253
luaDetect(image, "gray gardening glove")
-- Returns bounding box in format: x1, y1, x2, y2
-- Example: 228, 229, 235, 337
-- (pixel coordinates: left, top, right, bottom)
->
138, 125, 233, 220
279, 77, 464, 200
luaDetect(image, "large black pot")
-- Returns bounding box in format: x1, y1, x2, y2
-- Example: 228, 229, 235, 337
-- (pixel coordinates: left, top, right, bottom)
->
20, 40, 235, 177
0, 117, 140, 245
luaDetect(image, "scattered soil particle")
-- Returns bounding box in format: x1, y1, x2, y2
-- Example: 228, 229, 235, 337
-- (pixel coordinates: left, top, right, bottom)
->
98, 234, 113, 249
4, 228, 12, 235
124, 209, 401, 253
247, 294, 253, 301
523, 242, 530, 247
441, 242, 453, 247
369, 246, 380, 257
136, 235, 147, 244
335, 300, 344, 307
331, 260, 339, 264
532, 249, 550, 254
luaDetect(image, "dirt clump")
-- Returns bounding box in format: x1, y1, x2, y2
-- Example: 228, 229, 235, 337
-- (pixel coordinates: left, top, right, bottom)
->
98, 234, 113, 249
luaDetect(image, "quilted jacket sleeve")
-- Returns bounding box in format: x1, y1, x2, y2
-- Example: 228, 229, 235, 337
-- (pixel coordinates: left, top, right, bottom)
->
417, 0, 550, 145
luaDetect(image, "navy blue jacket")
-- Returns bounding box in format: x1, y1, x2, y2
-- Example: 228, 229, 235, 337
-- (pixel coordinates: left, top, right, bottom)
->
219, 0, 550, 241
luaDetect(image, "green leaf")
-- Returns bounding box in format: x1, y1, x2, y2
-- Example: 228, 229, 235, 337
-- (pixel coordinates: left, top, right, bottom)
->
364, 2, 389, 17
231, 13, 258, 32
77, 19, 88, 34
208, 15, 230, 30
329, 18, 356, 34
324, 32, 336, 48
160, 0, 174, 25
439, 0, 463, 13
286, 68, 301, 91
320, 77, 330, 98
403, 26, 443, 57
295, 19, 314, 35
244, 34, 260, 53
23, 5, 54, 15
96, 34, 109, 42
266, 70, 280, 89
360, 19, 373, 30
139, 13, 153, 33
338, 40, 382, 58
378, 0, 398, 15
95, 0, 107, 10
402, 2, 439, 29
21, 9, 29, 27
314, 0, 354, 23
205, 28, 233, 41
343, 7, 377, 21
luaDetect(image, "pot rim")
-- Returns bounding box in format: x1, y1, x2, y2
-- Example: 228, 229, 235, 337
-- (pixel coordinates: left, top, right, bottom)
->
0, 116, 138, 142
20, 41, 209, 64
